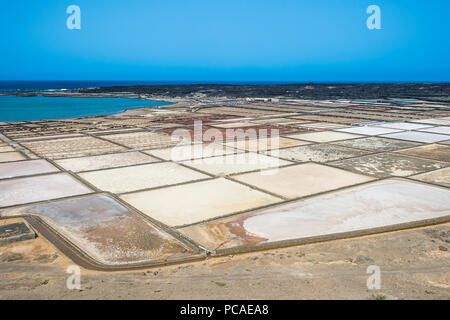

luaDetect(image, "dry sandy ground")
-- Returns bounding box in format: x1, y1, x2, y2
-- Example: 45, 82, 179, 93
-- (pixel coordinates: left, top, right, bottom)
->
0, 218, 449, 300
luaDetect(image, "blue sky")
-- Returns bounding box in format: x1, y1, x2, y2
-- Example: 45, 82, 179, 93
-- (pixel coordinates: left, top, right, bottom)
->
0, 0, 449, 81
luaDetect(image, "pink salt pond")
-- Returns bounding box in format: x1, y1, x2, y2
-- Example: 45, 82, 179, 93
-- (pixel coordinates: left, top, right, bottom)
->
179, 179, 450, 252
1, 194, 195, 265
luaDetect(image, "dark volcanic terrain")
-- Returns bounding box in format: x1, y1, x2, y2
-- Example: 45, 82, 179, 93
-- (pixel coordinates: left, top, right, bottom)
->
2, 83, 449, 101
77, 83, 450, 100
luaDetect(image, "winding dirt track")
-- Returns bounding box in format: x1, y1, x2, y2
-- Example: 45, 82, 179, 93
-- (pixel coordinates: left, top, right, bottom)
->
2, 214, 448, 272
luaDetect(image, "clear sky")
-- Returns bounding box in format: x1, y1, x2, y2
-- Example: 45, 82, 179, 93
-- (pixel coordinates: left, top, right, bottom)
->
0, 0, 449, 82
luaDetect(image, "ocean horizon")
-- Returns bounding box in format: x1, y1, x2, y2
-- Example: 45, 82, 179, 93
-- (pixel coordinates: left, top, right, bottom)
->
0, 80, 440, 93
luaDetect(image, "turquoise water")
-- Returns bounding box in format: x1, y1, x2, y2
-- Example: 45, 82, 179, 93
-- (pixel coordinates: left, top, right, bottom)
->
0, 95, 172, 122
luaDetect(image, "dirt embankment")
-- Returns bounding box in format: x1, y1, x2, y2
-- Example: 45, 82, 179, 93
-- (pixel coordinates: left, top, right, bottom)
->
1, 218, 449, 300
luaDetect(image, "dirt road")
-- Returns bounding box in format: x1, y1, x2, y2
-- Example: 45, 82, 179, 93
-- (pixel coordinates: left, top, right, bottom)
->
0, 217, 449, 300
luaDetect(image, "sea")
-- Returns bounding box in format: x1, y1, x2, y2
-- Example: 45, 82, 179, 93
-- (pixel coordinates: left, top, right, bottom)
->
0, 81, 177, 122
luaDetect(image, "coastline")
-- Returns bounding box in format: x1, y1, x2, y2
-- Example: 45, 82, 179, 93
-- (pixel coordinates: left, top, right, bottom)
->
0, 93, 176, 122
1, 82, 449, 122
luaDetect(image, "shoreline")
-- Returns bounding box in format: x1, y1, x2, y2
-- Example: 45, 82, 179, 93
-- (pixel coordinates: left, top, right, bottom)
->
1, 82, 449, 122
1, 83, 450, 122
0, 94, 176, 122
